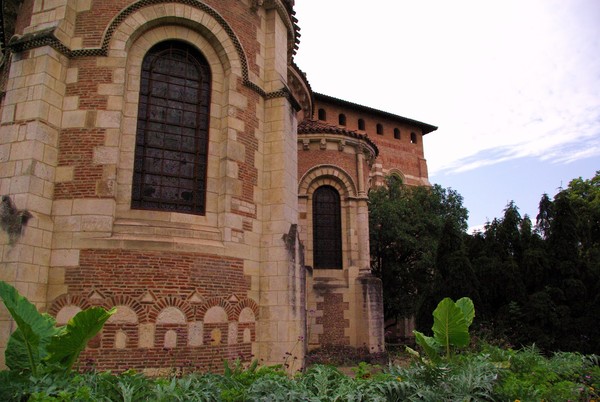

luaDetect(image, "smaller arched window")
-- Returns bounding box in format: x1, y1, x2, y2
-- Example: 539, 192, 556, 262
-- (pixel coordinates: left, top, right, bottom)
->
313, 186, 342, 269
376, 123, 383, 135
318, 108, 327, 120
338, 114, 346, 126
411, 132, 418, 144
394, 128, 401, 139
358, 118, 365, 130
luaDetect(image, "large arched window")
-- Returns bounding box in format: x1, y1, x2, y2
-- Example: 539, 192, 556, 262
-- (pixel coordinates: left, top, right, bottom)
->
312, 186, 342, 269
132, 41, 211, 214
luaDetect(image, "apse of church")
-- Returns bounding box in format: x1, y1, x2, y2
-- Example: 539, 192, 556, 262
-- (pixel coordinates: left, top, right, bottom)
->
0, 0, 435, 372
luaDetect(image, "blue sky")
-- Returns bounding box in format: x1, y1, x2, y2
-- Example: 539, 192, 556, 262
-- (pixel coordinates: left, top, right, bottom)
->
293, 0, 600, 231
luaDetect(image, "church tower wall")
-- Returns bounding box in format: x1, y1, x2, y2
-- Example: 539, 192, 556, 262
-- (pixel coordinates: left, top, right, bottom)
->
0, 0, 305, 372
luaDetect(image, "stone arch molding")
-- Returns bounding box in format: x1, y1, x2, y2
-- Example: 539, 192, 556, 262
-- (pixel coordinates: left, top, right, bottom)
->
109, 2, 243, 78
299, 165, 358, 199
386, 168, 406, 184
54, 1, 248, 81
115, 16, 231, 221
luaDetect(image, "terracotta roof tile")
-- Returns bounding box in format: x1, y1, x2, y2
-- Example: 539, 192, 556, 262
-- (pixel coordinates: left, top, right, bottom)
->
298, 119, 379, 156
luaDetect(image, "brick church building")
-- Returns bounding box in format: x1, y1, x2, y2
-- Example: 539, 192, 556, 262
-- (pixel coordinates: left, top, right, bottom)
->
0, 0, 436, 372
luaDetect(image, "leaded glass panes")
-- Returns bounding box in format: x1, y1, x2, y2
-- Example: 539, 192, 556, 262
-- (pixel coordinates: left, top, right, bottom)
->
132, 41, 211, 214
313, 186, 343, 269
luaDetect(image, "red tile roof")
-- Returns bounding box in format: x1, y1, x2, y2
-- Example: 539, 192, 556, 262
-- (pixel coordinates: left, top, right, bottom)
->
298, 119, 379, 156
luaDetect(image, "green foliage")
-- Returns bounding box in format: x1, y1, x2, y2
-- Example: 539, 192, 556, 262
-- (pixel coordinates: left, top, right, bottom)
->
368, 178, 469, 323
460, 172, 600, 353
0, 350, 597, 402
490, 345, 600, 401
388, 353, 500, 401
0, 281, 59, 374
0, 280, 115, 376
413, 297, 474, 361
46, 306, 115, 372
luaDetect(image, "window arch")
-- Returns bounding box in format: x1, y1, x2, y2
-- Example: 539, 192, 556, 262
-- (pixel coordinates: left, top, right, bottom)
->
312, 185, 342, 269
376, 123, 383, 135
410, 132, 418, 144
394, 128, 401, 139
132, 41, 211, 215
318, 108, 327, 120
338, 113, 346, 126
358, 118, 365, 130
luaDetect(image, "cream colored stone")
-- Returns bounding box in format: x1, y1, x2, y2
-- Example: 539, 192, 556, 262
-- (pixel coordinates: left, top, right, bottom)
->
115, 330, 127, 349
56, 305, 82, 325
52, 199, 73, 215
107, 306, 138, 324
16, 263, 39, 282
48, 266, 65, 285
138, 323, 155, 348
55, 166, 74, 183
204, 306, 228, 323
210, 328, 221, 345
96, 111, 121, 128
228, 322, 238, 344
97, 83, 124, 96
163, 329, 177, 348
26, 194, 52, 215
188, 322, 203, 346
0, 263, 17, 282
0, 162, 16, 178
62, 96, 78, 110
62, 110, 86, 128
50, 249, 79, 267
33, 247, 50, 267
156, 307, 186, 324
72, 199, 114, 215
46, 284, 68, 302
25, 282, 47, 303
93, 146, 118, 164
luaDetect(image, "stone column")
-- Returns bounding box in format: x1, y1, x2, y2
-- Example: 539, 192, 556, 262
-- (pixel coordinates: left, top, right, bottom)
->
257, 9, 305, 370
0, 45, 68, 367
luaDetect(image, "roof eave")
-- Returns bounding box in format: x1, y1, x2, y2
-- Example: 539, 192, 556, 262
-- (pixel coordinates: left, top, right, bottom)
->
314, 92, 438, 135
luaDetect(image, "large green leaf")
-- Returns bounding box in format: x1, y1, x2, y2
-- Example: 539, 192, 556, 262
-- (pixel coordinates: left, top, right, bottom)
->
413, 330, 441, 363
46, 307, 115, 371
455, 297, 475, 327
432, 298, 470, 358
0, 281, 58, 374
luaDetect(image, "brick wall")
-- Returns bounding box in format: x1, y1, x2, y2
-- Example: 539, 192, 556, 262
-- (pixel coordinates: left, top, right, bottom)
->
313, 98, 429, 185
48, 248, 257, 372
316, 292, 349, 346
298, 149, 358, 185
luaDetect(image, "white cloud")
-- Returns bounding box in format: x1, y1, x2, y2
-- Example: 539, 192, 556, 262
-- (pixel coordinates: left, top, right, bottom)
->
295, 0, 600, 179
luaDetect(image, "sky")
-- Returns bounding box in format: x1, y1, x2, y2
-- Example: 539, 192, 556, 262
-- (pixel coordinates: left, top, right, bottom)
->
293, 0, 600, 231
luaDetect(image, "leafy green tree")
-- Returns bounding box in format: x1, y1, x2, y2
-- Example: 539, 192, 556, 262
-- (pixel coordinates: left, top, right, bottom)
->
368, 178, 468, 325
417, 219, 480, 330
468, 203, 527, 321
535, 193, 553, 239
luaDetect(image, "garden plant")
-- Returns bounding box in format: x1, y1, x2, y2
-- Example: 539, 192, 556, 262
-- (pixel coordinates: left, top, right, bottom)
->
1, 287, 598, 401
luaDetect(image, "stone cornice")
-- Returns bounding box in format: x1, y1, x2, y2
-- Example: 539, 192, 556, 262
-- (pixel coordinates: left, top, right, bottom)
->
4, 0, 299, 107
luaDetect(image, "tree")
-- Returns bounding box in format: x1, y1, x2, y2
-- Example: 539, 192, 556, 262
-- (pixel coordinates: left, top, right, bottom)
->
417, 218, 480, 331
368, 178, 468, 324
